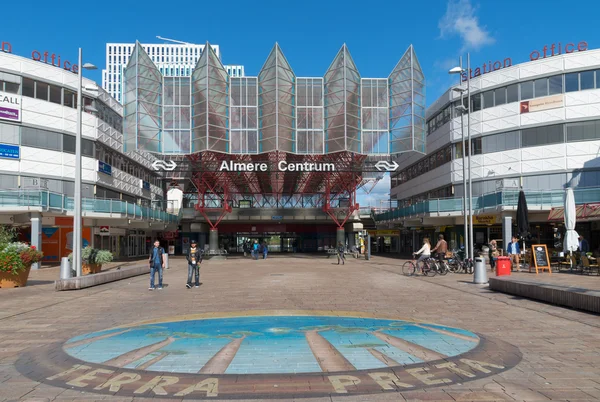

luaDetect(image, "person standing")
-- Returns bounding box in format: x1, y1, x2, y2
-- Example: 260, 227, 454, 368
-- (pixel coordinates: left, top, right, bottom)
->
431, 234, 448, 263
262, 241, 268, 259
148, 239, 165, 290
337, 241, 345, 265
507, 236, 521, 271
578, 236, 590, 253
252, 240, 259, 260
186, 239, 202, 289
488, 239, 498, 270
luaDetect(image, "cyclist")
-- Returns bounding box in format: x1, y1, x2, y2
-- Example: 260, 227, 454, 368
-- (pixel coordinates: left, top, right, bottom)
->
413, 238, 431, 271
431, 234, 448, 264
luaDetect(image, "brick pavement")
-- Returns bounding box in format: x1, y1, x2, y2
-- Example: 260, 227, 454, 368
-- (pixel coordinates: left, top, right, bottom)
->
0, 254, 598, 401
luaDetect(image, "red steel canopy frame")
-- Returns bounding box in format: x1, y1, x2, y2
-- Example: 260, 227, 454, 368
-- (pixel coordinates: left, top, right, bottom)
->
186, 151, 367, 229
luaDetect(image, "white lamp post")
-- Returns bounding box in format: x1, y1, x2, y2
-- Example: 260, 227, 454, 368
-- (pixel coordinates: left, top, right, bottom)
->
449, 54, 473, 261
74, 48, 97, 277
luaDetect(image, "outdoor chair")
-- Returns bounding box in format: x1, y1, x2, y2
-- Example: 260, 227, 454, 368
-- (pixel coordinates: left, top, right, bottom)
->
581, 255, 599, 275
559, 254, 577, 271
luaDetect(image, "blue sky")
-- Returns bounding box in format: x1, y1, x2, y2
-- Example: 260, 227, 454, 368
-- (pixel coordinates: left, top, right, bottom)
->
4, 0, 598, 206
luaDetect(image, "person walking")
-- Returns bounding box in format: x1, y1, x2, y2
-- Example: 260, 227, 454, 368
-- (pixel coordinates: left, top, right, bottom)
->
262, 241, 269, 259
148, 239, 165, 290
488, 239, 499, 270
186, 239, 202, 289
578, 235, 590, 253
413, 238, 431, 272
507, 236, 521, 271
252, 240, 259, 260
337, 241, 345, 265
431, 234, 448, 264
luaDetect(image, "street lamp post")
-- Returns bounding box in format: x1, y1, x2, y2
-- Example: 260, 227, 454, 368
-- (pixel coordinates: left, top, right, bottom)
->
74, 48, 97, 277
449, 56, 471, 260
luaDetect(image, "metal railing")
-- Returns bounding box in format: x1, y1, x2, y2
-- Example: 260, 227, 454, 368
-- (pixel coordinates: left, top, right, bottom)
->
0, 190, 180, 223
375, 187, 600, 222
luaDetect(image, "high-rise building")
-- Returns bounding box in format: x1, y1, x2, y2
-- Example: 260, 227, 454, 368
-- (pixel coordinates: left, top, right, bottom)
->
102, 41, 244, 103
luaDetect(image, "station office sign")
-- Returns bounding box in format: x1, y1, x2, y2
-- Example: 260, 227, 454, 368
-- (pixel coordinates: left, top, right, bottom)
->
0, 91, 21, 122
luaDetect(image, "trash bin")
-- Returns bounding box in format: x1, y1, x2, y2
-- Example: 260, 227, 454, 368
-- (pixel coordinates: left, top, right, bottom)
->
473, 257, 487, 284
60, 257, 71, 280
496, 256, 511, 276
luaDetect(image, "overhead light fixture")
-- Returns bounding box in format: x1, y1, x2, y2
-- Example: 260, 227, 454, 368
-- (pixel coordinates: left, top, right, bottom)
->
448, 66, 463, 74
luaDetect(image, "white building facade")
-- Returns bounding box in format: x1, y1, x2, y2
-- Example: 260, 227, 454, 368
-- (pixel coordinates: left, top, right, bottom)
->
0, 50, 178, 263
383, 44, 600, 253
102, 42, 244, 103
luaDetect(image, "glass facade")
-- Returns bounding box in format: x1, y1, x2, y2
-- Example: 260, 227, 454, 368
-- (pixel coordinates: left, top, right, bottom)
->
124, 42, 425, 156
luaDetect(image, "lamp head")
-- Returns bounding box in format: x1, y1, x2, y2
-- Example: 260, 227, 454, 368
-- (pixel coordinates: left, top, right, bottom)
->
82, 63, 97, 70
448, 66, 463, 74
452, 87, 466, 93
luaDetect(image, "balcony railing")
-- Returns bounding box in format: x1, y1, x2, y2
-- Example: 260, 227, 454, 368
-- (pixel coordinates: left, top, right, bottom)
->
0, 190, 180, 223
375, 187, 600, 222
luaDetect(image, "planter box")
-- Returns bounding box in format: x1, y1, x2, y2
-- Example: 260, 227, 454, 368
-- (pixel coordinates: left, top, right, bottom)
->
0, 265, 32, 288
82, 263, 102, 275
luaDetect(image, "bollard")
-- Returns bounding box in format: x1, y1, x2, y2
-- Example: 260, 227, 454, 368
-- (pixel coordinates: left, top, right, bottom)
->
60, 257, 72, 280
164, 254, 169, 270
473, 256, 488, 284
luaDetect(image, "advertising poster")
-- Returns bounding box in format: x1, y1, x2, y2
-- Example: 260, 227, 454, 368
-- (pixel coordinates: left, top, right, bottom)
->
41, 227, 60, 262
0, 91, 21, 122
60, 227, 91, 259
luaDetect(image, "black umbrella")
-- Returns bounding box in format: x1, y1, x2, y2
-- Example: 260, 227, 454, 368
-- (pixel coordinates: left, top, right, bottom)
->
516, 190, 529, 239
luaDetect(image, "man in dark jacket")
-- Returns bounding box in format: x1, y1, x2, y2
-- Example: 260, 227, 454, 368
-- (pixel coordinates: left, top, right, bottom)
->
186, 239, 203, 288
148, 239, 165, 290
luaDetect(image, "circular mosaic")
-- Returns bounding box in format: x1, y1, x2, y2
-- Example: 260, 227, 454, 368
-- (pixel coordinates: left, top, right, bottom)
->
64, 314, 480, 374
16, 311, 522, 399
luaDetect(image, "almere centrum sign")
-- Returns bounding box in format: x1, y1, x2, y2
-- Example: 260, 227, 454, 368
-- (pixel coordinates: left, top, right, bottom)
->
219, 160, 336, 172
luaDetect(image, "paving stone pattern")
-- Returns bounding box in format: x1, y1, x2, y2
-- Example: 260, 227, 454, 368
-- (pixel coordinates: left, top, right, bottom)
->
0, 255, 599, 401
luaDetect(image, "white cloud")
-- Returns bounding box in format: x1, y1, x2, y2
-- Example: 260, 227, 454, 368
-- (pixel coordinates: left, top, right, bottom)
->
357, 174, 391, 207
439, 0, 495, 51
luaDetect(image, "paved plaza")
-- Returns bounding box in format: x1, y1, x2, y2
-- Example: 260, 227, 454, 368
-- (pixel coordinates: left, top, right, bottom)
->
0, 255, 599, 401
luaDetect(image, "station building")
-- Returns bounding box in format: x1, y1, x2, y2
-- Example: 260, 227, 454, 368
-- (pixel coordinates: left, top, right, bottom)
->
0, 46, 178, 264
379, 41, 600, 253
123, 41, 426, 255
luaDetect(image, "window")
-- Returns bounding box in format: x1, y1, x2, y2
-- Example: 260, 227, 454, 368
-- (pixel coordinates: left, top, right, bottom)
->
471, 93, 481, 112
507, 84, 518, 103
21, 127, 62, 151
565, 73, 579, 92
520, 81, 534, 100
566, 120, 600, 142
64, 89, 76, 108
596, 70, 600, 89
534, 78, 548, 98
482, 91, 494, 109
4, 82, 19, 94
35, 81, 49, 101
521, 124, 564, 147
49, 85, 61, 104
482, 130, 520, 153
494, 87, 506, 106
63, 135, 75, 153
82, 139, 95, 157
549, 75, 563, 95
580, 70, 594, 90
471, 137, 482, 155
22, 78, 35, 98
0, 123, 19, 145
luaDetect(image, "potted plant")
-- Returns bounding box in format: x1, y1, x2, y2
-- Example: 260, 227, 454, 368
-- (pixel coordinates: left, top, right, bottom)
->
94, 250, 114, 270
68, 247, 114, 274
0, 242, 44, 288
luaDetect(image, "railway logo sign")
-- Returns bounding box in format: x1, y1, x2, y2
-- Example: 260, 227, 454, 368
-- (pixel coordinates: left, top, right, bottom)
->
151, 160, 178, 171
375, 160, 399, 171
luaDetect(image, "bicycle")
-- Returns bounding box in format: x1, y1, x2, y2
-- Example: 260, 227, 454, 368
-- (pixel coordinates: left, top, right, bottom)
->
403, 255, 436, 276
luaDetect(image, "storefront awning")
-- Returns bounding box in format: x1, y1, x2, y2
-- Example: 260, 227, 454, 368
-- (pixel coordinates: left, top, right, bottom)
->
547, 203, 600, 221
